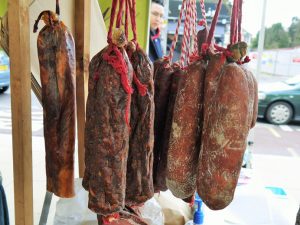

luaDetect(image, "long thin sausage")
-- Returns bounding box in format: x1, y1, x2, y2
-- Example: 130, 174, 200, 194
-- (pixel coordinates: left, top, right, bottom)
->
35, 11, 76, 198
153, 59, 174, 192
126, 42, 155, 205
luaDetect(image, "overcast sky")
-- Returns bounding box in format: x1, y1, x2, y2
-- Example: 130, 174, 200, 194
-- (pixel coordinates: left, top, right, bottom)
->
242, 0, 300, 36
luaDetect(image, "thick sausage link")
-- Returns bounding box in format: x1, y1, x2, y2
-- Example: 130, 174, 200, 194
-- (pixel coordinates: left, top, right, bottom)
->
198, 61, 252, 210
83, 45, 133, 216
166, 61, 206, 199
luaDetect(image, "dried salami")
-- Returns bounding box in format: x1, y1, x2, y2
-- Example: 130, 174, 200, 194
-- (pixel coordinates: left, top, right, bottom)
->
152, 59, 173, 192
241, 66, 258, 128
153, 61, 183, 192
197, 55, 254, 210
83, 31, 133, 215
166, 60, 206, 199
34, 11, 76, 198
125, 41, 155, 205
166, 24, 208, 200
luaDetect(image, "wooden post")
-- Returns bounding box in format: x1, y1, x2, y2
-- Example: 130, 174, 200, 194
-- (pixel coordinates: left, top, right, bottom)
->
75, 0, 91, 177
8, 0, 33, 224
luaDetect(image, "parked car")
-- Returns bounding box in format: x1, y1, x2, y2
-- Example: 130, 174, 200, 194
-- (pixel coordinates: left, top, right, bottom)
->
0, 49, 10, 94
258, 75, 300, 125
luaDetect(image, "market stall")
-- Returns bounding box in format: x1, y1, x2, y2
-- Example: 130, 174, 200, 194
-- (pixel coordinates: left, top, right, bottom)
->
1, 0, 260, 224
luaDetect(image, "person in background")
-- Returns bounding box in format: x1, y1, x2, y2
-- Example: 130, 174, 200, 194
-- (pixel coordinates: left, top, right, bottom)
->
149, 0, 165, 62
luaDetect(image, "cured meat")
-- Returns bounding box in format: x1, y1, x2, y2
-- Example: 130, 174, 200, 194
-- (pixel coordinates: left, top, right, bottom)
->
252, 76, 258, 128
242, 67, 258, 128
34, 11, 75, 198
197, 27, 208, 57
166, 60, 206, 199
166, 25, 208, 200
228, 41, 258, 129
197, 54, 254, 209
152, 59, 173, 192
83, 35, 133, 215
153, 62, 183, 192
125, 41, 155, 205
227, 41, 258, 128
97, 208, 148, 225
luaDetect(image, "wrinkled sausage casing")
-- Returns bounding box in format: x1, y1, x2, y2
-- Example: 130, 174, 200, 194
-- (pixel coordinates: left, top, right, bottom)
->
37, 19, 76, 198
153, 60, 183, 192
198, 55, 255, 210
126, 45, 155, 206
241, 66, 258, 128
167, 60, 206, 199
152, 59, 173, 192
166, 28, 208, 200
83, 46, 133, 216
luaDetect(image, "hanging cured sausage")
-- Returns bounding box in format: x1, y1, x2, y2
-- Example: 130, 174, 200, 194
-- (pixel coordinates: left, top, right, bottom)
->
83, 0, 134, 217
166, 60, 206, 199
197, 56, 253, 210
125, 0, 155, 206
83, 34, 133, 216
152, 0, 188, 193
152, 59, 175, 192
34, 6, 76, 198
197, 0, 258, 210
166, 0, 208, 201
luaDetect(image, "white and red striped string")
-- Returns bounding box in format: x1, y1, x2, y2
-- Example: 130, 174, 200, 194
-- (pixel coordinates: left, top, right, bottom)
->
192, 0, 198, 55
168, 0, 208, 68
199, 0, 207, 26
180, 0, 192, 67
168, 0, 186, 63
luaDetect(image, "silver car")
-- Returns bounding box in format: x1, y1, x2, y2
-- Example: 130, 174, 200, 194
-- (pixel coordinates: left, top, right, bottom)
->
0, 49, 10, 94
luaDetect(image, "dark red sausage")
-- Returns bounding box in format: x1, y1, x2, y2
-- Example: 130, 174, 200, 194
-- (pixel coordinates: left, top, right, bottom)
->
166, 60, 206, 199
153, 61, 183, 192
36, 11, 75, 198
125, 42, 155, 205
245, 67, 258, 128
197, 59, 253, 210
197, 27, 208, 56
83, 44, 133, 215
152, 59, 174, 192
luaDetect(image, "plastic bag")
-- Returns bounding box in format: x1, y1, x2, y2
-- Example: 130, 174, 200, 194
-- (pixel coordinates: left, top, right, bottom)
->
53, 178, 164, 225
154, 191, 193, 225
53, 178, 97, 225
139, 197, 164, 225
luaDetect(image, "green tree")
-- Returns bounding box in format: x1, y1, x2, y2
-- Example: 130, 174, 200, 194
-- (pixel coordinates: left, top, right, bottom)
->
251, 32, 259, 49
251, 23, 290, 50
264, 23, 290, 49
288, 17, 300, 47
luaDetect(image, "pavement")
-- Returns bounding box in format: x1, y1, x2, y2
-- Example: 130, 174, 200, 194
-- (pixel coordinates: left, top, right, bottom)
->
0, 134, 81, 225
